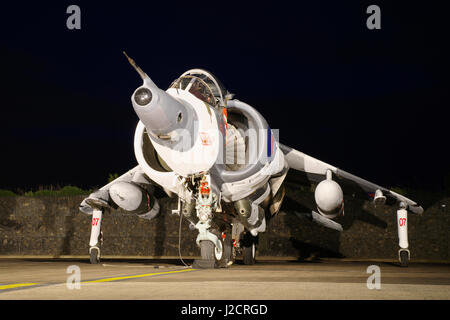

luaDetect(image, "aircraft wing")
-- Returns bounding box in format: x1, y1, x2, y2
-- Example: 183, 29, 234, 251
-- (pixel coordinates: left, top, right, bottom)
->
279, 143, 423, 215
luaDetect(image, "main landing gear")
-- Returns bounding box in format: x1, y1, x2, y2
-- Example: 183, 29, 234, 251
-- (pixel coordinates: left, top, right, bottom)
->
242, 232, 257, 265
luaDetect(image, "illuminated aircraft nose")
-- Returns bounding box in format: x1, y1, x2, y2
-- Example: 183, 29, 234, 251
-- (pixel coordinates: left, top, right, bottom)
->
131, 83, 190, 140
124, 51, 192, 140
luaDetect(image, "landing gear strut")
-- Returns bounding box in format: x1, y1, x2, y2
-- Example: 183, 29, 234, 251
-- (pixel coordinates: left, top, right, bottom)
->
89, 208, 103, 264
397, 202, 410, 267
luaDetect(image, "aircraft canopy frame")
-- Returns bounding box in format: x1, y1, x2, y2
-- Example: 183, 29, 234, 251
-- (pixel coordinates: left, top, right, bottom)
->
169, 69, 230, 108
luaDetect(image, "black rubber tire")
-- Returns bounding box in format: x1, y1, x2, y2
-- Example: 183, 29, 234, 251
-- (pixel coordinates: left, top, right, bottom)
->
223, 234, 233, 266
200, 240, 216, 261
400, 250, 409, 267
200, 238, 229, 268
243, 243, 255, 265
242, 233, 257, 265
90, 248, 100, 264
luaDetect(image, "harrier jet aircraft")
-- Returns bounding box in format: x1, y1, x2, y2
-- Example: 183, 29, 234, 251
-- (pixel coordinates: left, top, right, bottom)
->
79, 53, 423, 268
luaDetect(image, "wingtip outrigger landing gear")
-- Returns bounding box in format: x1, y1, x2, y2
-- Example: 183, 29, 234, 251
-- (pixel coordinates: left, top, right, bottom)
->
88, 208, 104, 264
397, 202, 410, 267
89, 246, 100, 264
398, 249, 410, 267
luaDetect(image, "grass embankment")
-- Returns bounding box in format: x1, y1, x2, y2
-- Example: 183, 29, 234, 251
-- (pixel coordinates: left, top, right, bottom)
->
0, 186, 91, 197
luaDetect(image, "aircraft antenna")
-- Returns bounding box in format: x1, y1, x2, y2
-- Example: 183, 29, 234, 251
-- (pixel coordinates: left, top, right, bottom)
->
123, 51, 147, 80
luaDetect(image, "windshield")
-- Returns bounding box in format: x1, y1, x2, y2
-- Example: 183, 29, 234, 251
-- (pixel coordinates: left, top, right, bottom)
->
170, 75, 217, 107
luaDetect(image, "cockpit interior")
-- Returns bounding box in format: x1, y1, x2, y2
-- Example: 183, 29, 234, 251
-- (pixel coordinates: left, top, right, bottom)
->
170, 69, 232, 108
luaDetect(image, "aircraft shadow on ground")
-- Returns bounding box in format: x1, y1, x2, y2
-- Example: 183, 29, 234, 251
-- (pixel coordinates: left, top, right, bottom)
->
276, 184, 391, 261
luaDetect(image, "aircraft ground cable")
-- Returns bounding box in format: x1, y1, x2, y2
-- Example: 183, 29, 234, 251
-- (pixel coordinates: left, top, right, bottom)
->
178, 210, 192, 268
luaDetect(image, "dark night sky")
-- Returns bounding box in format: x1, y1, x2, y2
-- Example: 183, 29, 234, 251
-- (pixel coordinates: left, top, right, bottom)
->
0, 1, 448, 191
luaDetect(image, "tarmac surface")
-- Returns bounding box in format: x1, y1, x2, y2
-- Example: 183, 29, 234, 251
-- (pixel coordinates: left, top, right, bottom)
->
0, 258, 449, 300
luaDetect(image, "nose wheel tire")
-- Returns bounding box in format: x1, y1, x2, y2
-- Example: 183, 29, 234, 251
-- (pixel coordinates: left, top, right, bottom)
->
199, 237, 231, 268
200, 240, 218, 260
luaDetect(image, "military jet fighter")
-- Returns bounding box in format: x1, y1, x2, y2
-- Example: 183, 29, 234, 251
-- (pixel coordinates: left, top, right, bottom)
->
79, 53, 423, 268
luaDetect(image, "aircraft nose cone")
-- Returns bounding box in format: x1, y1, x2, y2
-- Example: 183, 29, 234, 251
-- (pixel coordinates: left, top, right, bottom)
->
132, 85, 192, 140
134, 87, 152, 106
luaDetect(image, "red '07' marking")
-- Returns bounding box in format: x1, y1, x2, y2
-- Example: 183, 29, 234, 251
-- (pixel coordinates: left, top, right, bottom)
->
92, 218, 100, 226
399, 217, 407, 227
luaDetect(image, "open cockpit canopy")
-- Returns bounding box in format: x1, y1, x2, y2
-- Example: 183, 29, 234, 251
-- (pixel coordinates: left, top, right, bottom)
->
169, 69, 232, 108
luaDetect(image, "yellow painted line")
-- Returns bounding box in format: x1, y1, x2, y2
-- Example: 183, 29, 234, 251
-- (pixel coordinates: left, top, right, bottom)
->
82, 268, 196, 284
0, 283, 38, 290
